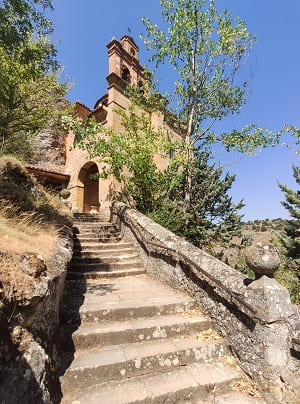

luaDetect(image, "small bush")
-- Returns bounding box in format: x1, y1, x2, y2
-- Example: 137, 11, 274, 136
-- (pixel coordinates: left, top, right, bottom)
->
275, 258, 300, 305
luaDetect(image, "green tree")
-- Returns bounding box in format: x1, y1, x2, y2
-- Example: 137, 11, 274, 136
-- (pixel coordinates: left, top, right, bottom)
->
277, 165, 300, 264
149, 148, 249, 252
0, 44, 69, 158
142, 0, 282, 204
0, 0, 57, 69
0, 0, 71, 158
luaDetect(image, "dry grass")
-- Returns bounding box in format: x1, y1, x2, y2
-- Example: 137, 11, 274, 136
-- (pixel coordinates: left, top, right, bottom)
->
0, 201, 57, 258
0, 220, 56, 258
196, 328, 223, 341
0, 157, 65, 304
216, 228, 275, 266
0, 253, 36, 302
233, 376, 261, 398
222, 355, 261, 398
0, 200, 58, 302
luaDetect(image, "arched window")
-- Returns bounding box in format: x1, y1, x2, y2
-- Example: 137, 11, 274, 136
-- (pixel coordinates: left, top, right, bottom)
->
121, 67, 130, 83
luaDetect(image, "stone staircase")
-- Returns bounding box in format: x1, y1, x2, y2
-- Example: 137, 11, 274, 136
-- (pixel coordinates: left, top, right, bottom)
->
69, 213, 145, 280
59, 213, 262, 403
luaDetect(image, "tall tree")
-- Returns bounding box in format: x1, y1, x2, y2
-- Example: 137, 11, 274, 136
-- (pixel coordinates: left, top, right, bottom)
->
0, 0, 70, 158
0, 43, 69, 158
274, 161, 300, 304
142, 0, 281, 205
277, 165, 300, 264
149, 148, 248, 252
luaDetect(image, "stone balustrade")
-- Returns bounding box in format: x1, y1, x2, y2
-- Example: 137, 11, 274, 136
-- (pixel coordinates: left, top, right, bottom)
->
111, 201, 300, 403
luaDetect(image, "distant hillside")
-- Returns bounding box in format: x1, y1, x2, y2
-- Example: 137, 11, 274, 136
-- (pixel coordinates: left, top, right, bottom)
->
239, 218, 285, 245
242, 218, 285, 232
215, 218, 284, 272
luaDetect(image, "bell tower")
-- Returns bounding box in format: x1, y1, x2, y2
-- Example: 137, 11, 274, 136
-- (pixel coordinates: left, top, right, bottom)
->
106, 35, 144, 88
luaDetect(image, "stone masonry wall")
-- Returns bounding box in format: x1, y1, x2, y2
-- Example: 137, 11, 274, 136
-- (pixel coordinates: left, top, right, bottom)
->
0, 221, 73, 404
112, 201, 300, 404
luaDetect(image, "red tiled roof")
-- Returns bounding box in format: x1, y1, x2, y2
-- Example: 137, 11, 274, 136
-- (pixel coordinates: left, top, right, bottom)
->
27, 163, 68, 177
75, 100, 91, 112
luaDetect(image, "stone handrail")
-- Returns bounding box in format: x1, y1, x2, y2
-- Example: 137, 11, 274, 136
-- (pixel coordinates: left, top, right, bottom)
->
111, 201, 299, 403
112, 201, 257, 318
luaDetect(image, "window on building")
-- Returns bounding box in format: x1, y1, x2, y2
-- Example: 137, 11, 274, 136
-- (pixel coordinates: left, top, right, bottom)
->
121, 67, 130, 83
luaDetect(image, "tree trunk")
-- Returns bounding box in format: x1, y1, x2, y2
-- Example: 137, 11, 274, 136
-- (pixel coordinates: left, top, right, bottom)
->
184, 135, 193, 210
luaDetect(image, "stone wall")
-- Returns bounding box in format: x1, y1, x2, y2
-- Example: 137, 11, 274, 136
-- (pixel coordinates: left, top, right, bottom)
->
30, 97, 70, 166
112, 201, 300, 404
0, 222, 73, 404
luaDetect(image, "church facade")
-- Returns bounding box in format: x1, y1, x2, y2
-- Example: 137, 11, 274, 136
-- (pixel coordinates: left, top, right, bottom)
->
28, 36, 181, 213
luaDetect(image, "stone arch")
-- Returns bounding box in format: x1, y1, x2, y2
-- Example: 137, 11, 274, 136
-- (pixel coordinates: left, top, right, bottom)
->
76, 161, 100, 213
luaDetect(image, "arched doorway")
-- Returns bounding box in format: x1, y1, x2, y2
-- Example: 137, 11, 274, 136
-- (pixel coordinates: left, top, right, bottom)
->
77, 162, 99, 213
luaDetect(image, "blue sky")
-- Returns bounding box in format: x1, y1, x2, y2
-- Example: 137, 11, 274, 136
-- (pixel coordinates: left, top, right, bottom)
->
50, 0, 299, 220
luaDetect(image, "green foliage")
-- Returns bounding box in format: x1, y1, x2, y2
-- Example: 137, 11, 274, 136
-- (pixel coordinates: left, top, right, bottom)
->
0, 1, 71, 159
277, 165, 300, 264
269, 162, 300, 304
234, 256, 254, 278
64, 105, 174, 213
142, 0, 282, 158
0, 44, 70, 158
0, 0, 57, 71
275, 257, 300, 305
149, 148, 246, 251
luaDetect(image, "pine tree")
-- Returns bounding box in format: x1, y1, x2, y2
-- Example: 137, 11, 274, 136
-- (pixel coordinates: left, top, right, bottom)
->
277, 165, 300, 264
149, 148, 248, 252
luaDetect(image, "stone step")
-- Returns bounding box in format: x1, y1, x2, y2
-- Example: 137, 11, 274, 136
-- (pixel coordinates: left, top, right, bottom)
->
62, 313, 211, 350
70, 253, 140, 265
73, 219, 110, 224
61, 337, 228, 391
75, 232, 121, 238
72, 248, 136, 258
69, 260, 142, 272
198, 391, 263, 403
60, 290, 196, 324
73, 212, 110, 221
74, 230, 120, 237
74, 219, 114, 223
66, 268, 146, 281
73, 225, 118, 232
73, 229, 119, 236
73, 241, 134, 251
61, 361, 243, 404
74, 235, 122, 243
73, 216, 110, 220
73, 221, 114, 225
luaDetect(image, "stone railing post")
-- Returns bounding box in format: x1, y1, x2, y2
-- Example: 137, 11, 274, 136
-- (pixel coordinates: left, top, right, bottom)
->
244, 243, 296, 402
